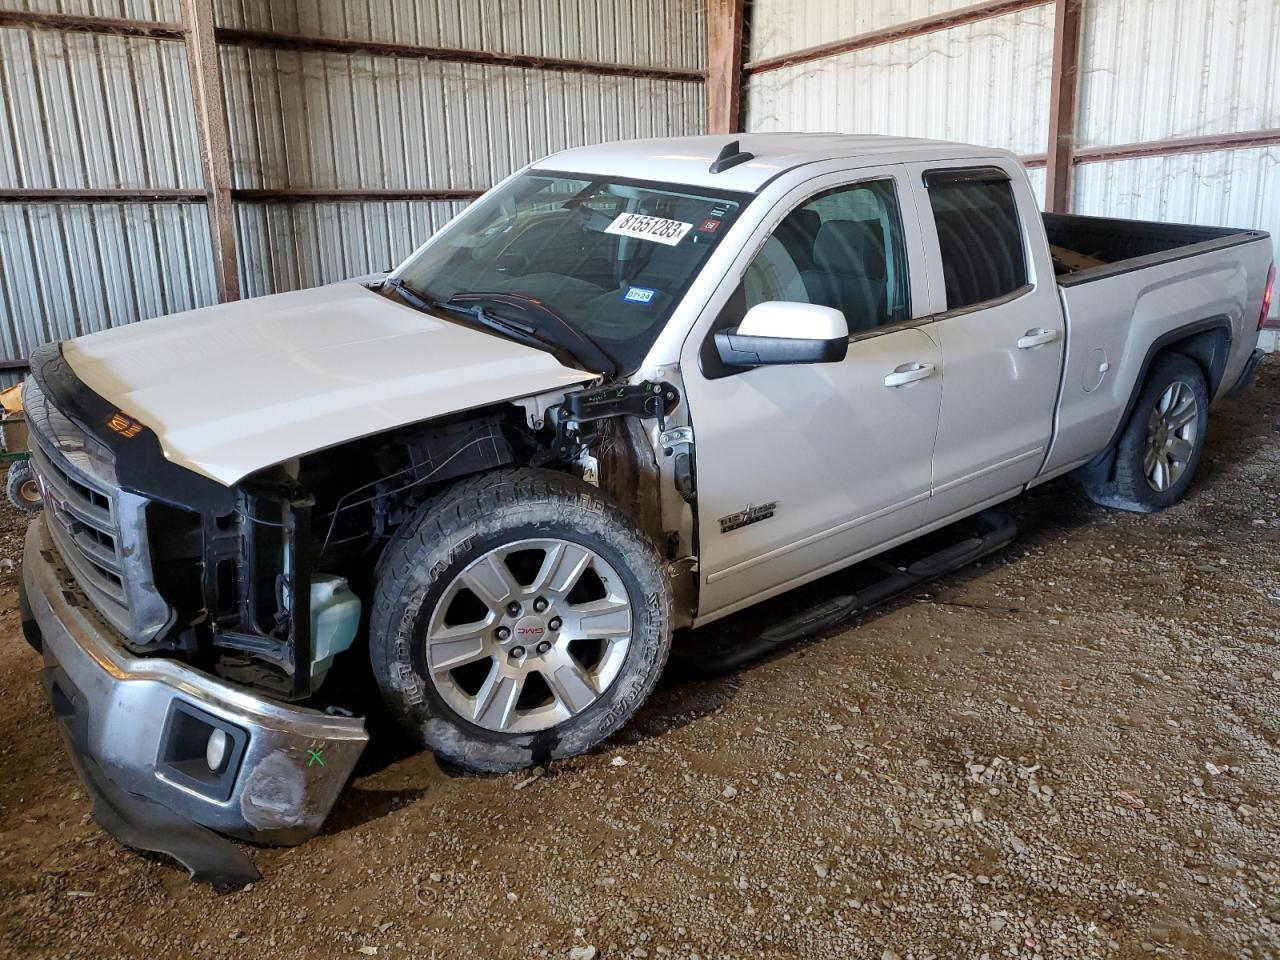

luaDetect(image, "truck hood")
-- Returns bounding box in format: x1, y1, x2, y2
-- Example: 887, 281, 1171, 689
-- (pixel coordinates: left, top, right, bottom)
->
62, 282, 594, 487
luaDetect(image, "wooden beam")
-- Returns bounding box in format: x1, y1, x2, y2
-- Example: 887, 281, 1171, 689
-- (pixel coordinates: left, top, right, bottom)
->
1073, 128, 1280, 164
1044, 0, 1083, 213
182, 0, 239, 302
706, 0, 746, 134
215, 28, 705, 83
0, 10, 185, 41
743, 0, 1052, 75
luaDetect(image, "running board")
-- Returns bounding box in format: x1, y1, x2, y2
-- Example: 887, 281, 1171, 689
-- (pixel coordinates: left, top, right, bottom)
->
673, 509, 1016, 679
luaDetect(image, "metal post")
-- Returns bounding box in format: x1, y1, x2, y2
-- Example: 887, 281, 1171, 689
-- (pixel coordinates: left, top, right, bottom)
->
706, 0, 746, 134
1045, 0, 1083, 213
182, 0, 239, 301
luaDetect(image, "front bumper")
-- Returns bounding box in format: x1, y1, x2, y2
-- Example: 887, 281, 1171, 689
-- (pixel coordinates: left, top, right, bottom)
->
21, 517, 367, 880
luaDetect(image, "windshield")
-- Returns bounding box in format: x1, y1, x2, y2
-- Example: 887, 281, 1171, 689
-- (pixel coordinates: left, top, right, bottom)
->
395, 171, 750, 371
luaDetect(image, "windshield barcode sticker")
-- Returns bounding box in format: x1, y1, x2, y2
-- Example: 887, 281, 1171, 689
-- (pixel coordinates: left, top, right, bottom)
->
605, 213, 693, 246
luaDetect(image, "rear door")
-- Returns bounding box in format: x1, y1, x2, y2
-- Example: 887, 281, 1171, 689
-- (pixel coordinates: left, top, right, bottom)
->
679, 168, 942, 622
908, 163, 1066, 522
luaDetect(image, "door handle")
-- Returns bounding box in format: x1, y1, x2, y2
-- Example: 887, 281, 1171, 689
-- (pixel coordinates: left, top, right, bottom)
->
1017, 328, 1060, 349
883, 362, 937, 387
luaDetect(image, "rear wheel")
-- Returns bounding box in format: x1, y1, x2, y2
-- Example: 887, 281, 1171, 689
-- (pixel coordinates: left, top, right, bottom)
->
1079, 352, 1209, 512
369, 468, 671, 773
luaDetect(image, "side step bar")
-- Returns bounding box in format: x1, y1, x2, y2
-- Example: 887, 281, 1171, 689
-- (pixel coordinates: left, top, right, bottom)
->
673, 509, 1016, 679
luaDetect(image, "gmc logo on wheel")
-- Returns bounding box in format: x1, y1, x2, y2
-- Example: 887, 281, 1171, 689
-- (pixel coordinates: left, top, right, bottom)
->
517, 626, 545, 638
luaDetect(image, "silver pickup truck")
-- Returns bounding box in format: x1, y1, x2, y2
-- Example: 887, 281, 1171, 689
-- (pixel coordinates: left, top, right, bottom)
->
18, 134, 1273, 882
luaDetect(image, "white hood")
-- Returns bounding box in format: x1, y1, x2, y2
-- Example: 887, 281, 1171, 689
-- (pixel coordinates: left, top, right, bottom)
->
62, 282, 593, 486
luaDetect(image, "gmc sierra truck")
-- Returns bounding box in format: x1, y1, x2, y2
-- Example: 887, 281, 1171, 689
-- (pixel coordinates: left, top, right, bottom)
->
18, 134, 1273, 883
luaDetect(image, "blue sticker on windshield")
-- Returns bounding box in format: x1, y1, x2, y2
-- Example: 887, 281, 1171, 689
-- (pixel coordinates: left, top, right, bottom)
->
622, 286, 656, 304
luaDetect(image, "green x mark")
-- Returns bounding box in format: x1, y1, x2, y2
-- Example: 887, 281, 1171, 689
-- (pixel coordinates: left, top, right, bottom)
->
307, 747, 325, 768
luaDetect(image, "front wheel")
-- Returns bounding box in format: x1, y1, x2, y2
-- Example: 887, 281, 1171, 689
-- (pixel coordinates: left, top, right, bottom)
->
369, 468, 672, 773
1078, 352, 1210, 513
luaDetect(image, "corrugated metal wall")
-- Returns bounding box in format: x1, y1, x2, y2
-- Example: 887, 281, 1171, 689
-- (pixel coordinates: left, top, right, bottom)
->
0, 20, 215, 372
745, 2, 1055, 159
0, 0, 707, 376
214, 0, 705, 71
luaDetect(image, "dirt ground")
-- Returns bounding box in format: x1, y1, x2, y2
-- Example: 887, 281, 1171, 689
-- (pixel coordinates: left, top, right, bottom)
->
1, 359, 1277, 960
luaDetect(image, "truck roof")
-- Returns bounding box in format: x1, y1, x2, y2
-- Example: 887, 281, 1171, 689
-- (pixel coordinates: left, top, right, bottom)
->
534, 133, 1014, 193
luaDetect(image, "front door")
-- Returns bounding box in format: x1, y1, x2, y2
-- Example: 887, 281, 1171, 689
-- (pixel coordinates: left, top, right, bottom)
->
681, 172, 943, 622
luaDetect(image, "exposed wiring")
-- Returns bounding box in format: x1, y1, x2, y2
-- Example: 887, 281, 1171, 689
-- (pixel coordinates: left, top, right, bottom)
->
317, 434, 504, 558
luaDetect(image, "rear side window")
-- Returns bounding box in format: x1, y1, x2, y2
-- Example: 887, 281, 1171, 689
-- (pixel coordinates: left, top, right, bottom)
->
925, 169, 1027, 310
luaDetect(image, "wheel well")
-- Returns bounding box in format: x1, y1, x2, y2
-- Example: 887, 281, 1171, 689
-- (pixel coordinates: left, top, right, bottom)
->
1158, 324, 1231, 396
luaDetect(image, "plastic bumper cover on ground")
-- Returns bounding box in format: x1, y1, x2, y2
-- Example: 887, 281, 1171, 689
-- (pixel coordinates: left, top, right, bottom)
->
21, 517, 368, 883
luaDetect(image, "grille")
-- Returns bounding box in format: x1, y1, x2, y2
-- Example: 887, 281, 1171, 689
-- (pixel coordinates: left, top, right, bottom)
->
25, 378, 135, 637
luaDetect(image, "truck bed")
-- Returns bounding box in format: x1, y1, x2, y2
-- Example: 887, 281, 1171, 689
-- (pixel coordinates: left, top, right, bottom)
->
1044, 212, 1268, 286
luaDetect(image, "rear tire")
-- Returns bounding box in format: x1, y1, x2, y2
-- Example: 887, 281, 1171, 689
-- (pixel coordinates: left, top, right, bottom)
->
1078, 352, 1209, 513
369, 468, 672, 773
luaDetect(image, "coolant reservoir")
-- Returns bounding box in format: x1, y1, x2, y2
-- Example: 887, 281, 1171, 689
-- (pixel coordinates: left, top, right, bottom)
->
310, 575, 361, 686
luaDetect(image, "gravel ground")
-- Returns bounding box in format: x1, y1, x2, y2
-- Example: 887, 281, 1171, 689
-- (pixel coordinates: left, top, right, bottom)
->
1, 358, 1277, 960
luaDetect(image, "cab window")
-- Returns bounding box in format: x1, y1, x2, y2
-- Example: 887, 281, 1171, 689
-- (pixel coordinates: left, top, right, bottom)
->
739, 179, 912, 334
924, 167, 1027, 310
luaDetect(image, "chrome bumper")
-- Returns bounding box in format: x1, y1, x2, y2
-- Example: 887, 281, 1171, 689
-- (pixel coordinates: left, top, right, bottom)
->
22, 517, 368, 854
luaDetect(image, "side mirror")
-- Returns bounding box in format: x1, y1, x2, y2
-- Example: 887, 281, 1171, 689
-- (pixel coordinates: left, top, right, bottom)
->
715, 302, 849, 368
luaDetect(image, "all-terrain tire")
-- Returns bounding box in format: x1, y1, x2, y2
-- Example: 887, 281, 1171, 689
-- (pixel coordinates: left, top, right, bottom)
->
369, 468, 672, 773
1078, 352, 1210, 513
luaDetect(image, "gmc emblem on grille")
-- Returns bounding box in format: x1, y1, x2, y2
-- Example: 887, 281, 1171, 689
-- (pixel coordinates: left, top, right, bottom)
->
106, 412, 143, 439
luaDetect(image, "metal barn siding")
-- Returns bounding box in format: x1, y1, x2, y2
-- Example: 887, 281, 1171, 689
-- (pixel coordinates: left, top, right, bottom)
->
1076, 0, 1280, 148
0, 202, 216, 370
3, 1, 181, 21
214, 0, 706, 72
0, 20, 215, 378
235, 199, 467, 297
745, 7, 1054, 159
748, 0, 981, 64
0, 27, 201, 189
221, 50, 705, 192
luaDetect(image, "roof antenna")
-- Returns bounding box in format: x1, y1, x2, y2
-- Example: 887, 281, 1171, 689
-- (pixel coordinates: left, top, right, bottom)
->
708, 139, 754, 174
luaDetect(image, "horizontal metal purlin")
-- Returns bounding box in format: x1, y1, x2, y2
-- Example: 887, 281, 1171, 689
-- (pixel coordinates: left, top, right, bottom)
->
234, 189, 486, 203
0, 188, 486, 204
744, 0, 1054, 75
1072, 129, 1280, 164
215, 28, 707, 83
0, 189, 206, 203
0, 10, 185, 40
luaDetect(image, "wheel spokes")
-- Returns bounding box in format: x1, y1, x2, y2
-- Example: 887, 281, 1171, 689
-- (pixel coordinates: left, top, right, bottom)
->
1167, 436, 1194, 463
473, 668, 522, 729
461, 553, 521, 607
573, 596, 632, 638
542, 651, 598, 715
530, 541, 592, 597
426, 628, 491, 672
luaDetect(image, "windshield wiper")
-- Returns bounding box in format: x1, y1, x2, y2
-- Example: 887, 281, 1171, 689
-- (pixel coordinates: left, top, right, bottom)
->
438, 292, 616, 377
383, 279, 615, 377
383, 275, 433, 312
